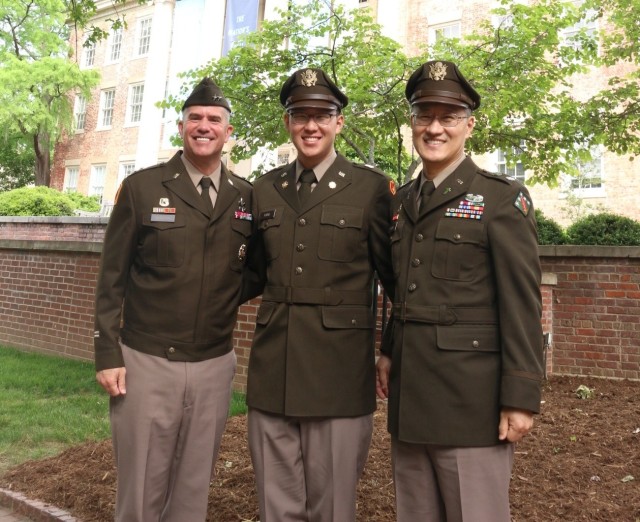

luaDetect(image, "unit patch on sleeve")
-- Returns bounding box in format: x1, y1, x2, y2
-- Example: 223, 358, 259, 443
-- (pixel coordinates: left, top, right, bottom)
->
513, 191, 531, 216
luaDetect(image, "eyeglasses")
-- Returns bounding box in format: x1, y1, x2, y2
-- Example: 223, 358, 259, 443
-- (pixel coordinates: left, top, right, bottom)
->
412, 113, 468, 128
288, 112, 337, 126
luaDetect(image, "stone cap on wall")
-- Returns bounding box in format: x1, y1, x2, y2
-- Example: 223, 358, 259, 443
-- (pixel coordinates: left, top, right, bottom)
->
539, 245, 640, 259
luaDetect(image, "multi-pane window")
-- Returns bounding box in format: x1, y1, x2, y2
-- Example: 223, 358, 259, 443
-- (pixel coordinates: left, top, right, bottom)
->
496, 148, 525, 183
127, 84, 145, 123
120, 162, 136, 180
107, 27, 123, 62
74, 95, 87, 131
136, 18, 152, 56
434, 23, 461, 41
83, 40, 96, 67
64, 166, 79, 192
99, 89, 116, 128
89, 164, 107, 201
560, 1, 598, 63
277, 153, 290, 166
570, 147, 603, 191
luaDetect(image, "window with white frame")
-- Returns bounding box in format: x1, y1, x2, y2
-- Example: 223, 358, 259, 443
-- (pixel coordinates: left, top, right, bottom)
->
569, 146, 604, 195
277, 152, 290, 166
83, 40, 96, 67
64, 166, 79, 192
107, 26, 123, 63
559, 1, 598, 63
127, 83, 145, 124
136, 18, 152, 56
74, 95, 87, 131
89, 164, 107, 201
119, 162, 136, 184
433, 22, 461, 42
99, 89, 116, 128
496, 147, 525, 183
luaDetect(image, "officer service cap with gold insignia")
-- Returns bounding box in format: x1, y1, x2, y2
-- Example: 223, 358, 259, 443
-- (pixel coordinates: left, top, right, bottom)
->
182, 77, 231, 112
405, 60, 480, 110
280, 68, 348, 111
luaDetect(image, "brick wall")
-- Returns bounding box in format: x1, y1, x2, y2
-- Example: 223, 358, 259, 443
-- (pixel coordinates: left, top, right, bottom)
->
1, 218, 639, 390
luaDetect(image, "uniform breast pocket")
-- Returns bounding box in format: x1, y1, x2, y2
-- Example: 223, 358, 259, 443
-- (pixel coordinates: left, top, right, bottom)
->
230, 217, 252, 272
258, 206, 284, 261
431, 219, 486, 281
140, 215, 187, 267
318, 205, 363, 262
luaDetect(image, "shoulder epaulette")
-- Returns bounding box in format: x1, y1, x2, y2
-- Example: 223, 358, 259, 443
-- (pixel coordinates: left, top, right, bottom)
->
478, 168, 512, 185
351, 161, 388, 178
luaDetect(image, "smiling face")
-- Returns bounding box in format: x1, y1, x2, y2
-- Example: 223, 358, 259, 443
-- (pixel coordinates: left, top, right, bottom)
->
284, 108, 344, 169
411, 102, 475, 178
178, 105, 233, 173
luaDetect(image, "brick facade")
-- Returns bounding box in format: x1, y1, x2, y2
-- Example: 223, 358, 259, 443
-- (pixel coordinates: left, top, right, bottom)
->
1, 219, 638, 390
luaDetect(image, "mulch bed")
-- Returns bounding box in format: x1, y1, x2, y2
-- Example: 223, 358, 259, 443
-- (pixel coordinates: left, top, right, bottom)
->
2, 375, 639, 521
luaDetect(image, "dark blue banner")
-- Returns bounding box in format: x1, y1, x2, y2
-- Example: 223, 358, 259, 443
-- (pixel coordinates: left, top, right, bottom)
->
222, 0, 259, 56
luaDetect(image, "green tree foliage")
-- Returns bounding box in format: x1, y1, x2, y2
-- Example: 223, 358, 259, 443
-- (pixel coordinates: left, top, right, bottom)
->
65, 191, 101, 212
0, 186, 75, 216
566, 213, 640, 246
0, 135, 35, 191
161, 1, 414, 180
161, 0, 640, 186
535, 209, 566, 245
0, 0, 99, 187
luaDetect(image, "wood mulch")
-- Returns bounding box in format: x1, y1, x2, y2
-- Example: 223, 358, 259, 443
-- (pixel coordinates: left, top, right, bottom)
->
1, 375, 639, 521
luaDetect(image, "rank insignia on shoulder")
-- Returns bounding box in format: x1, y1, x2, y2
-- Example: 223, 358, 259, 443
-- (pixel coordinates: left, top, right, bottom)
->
514, 191, 531, 216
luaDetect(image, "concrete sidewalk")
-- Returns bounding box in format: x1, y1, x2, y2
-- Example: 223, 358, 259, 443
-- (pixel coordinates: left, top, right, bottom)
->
0, 488, 78, 521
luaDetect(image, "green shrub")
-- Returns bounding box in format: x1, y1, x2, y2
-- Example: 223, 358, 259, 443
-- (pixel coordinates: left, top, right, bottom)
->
566, 212, 640, 246
65, 191, 101, 212
535, 209, 566, 245
0, 186, 75, 216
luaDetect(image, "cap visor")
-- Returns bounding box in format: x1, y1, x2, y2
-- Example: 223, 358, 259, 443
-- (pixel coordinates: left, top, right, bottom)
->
411, 95, 470, 109
287, 99, 339, 110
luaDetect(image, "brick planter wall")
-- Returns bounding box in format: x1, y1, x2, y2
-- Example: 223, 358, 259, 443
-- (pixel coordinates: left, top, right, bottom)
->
1, 218, 638, 391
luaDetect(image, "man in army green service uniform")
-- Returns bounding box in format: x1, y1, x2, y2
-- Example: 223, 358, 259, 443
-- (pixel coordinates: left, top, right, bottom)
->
376, 60, 544, 521
94, 78, 252, 522
243, 67, 395, 522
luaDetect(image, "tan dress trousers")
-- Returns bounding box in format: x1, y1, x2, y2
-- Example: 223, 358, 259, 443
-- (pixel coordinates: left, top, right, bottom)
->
110, 344, 236, 522
392, 438, 515, 522
248, 408, 373, 522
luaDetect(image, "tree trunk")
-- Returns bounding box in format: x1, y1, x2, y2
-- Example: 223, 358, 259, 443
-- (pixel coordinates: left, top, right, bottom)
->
33, 131, 51, 186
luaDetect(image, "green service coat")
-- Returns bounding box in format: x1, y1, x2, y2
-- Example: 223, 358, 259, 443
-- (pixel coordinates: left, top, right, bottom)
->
382, 157, 543, 446
245, 153, 395, 417
94, 152, 253, 371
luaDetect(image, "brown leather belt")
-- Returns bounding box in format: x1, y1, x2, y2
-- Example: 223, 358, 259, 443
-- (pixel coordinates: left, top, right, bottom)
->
263, 286, 372, 306
391, 303, 498, 325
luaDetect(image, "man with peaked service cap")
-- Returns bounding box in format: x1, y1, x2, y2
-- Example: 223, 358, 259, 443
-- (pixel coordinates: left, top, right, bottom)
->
376, 60, 543, 521
242, 67, 395, 521
94, 77, 252, 521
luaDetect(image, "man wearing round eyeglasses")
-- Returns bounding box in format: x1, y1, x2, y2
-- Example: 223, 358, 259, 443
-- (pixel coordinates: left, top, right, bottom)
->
376, 60, 543, 521
243, 67, 395, 521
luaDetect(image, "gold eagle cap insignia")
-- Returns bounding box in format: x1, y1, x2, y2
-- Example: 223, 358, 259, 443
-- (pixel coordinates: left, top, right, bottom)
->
429, 62, 448, 81
300, 69, 318, 87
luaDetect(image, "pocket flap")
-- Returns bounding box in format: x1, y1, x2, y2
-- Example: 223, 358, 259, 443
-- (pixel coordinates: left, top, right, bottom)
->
435, 219, 484, 244
437, 325, 499, 352
320, 205, 363, 229
322, 306, 374, 329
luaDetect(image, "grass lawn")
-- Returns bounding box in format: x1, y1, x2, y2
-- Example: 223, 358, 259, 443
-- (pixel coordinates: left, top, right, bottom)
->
0, 346, 247, 474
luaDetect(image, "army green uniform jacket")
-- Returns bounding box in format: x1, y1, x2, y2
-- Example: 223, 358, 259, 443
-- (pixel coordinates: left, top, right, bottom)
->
244, 153, 395, 417
94, 152, 253, 371
382, 157, 543, 446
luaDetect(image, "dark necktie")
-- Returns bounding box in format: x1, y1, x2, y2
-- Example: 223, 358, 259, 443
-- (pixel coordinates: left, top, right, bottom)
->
298, 169, 316, 206
418, 179, 436, 211
200, 176, 215, 215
